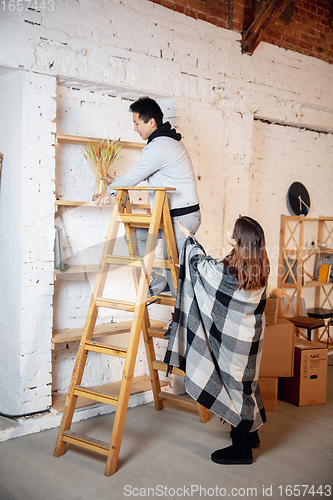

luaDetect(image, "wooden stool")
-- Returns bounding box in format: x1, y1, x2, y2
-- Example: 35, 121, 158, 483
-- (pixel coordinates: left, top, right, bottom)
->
307, 308, 333, 347
287, 316, 325, 341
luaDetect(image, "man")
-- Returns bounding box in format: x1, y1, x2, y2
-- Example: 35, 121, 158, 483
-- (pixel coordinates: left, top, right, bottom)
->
97, 96, 200, 294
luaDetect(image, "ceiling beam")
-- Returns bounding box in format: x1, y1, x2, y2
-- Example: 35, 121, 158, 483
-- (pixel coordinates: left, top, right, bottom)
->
241, 0, 291, 55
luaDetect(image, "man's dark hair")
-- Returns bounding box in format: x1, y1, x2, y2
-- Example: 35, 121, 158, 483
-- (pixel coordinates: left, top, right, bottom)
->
129, 97, 164, 127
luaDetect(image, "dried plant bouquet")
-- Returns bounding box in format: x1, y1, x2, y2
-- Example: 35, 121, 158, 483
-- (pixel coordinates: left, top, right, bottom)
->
82, 139, 122, 194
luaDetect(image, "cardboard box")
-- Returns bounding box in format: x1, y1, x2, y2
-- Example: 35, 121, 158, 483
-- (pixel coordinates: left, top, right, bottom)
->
259, 319, 294, 378
278, 338, 328, 406
259, 377, 278, 412
264, 297, 278, 325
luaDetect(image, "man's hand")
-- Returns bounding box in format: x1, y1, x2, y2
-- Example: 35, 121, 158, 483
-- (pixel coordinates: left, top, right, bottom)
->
93, 189, 110, 205
99, 174, 115, 187
178, 220, 192, 238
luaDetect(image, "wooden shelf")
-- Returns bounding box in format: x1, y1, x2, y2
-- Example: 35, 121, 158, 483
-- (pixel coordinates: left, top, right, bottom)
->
282, 281, 333, 288
51, 375, 168, 414
52, 319, 166, 348
55, 133, 144, 150
54, 264, 99, 277
55, 200, 111, 208
284, 248, 333, 256
55, 200, 150, 210
305, 281, 333, 287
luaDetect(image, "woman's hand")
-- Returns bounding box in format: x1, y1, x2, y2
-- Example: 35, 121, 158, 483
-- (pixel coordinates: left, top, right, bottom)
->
178, 220, 192, 238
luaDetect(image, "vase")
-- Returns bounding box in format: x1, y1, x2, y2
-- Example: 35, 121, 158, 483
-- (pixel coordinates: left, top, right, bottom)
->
93, 179, 106, 200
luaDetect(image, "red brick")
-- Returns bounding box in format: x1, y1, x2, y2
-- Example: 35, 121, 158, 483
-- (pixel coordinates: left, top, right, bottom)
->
161, 0, 175, 9
173, 4, 185, 14
270, 32, 283, 41
309, 3, 317, 14
184, 6, 199, 19
299, 39, 312, 50
233, 2, 244, 16
289, 29, 300, 38
233, 20, 243, 32
316, 8, 326, 18
210, 16, 227, 29
197, 11, 209, 23
187, 0, 207, 12
233, 12, 243, 22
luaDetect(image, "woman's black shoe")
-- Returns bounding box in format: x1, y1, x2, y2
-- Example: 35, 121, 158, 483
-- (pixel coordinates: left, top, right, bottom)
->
212, 423, 254, 465
230, 427, 260, 448
211, 444, 253, 465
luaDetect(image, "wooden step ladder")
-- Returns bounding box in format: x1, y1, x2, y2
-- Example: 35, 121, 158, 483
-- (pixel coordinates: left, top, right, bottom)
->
53, 187, 208, 476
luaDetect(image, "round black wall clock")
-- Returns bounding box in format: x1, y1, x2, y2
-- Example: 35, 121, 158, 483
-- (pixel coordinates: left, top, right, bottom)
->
286, 182, 310, 216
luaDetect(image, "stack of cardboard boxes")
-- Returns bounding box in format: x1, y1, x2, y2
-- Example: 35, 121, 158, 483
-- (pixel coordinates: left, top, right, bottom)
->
278, 337, 328, 406
259, 298, 328, 411
259, 302, 294, 411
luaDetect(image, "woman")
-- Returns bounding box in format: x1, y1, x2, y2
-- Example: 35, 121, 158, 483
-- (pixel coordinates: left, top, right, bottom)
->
164, 216, 270, 465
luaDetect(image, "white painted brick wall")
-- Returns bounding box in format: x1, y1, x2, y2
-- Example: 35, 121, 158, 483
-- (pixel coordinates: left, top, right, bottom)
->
0, 0, 332, 436
19, 72, 56, 413
0, 69, 56, 416
250, 119, 333, 291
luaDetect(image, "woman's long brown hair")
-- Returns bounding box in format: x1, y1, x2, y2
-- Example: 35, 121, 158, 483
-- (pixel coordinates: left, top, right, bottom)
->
222, 216, 270, 290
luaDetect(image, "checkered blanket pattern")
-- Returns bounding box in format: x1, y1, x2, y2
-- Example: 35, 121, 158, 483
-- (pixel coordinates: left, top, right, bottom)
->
164, 237, 267, 431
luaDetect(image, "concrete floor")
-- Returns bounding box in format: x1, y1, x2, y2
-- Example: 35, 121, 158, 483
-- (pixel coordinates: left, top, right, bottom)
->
1, 364, 332, 500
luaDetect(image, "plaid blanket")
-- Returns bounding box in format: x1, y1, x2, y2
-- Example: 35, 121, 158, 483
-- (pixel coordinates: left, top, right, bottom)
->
164, 237, 267, 431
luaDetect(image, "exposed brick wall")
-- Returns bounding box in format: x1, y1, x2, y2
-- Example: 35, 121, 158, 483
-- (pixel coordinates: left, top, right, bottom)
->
148, 0, 333, 65
149, 0, 230, 28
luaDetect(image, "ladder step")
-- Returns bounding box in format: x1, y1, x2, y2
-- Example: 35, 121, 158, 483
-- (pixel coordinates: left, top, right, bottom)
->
157, 391, 209, 422
152, 295, 176, 307
62, 431, 109, 456
84, 341, 127, 358
73, 386, 119, 406
52, 374, 169, 414
157, 391, 198, 410
152, 360, 185, 376
116, 213, 152, 224
147, 326, 167, 339
95, 297, 175, 311
105, 255, 172, 270
52, 320, 133, 348
95, 298, 135, 311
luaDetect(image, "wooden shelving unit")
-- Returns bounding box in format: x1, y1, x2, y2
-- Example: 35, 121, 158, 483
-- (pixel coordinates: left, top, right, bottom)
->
53, 133, 156, 412
278, 215, 333, 345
